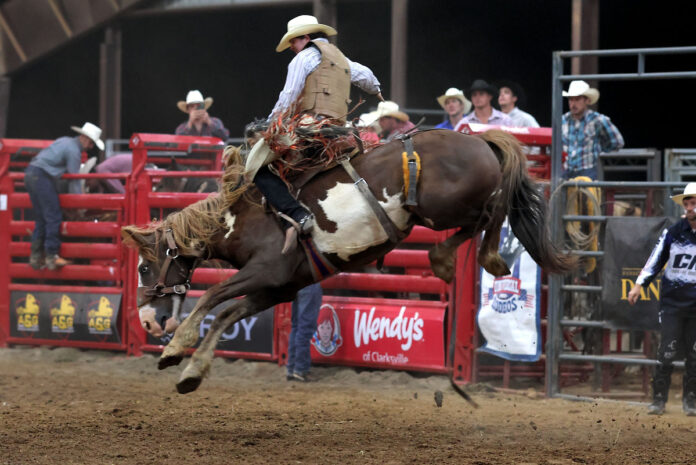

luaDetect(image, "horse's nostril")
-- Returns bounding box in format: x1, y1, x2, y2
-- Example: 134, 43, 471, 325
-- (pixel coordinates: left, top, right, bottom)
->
160, 315, 168, 329
144, 321, 151, 330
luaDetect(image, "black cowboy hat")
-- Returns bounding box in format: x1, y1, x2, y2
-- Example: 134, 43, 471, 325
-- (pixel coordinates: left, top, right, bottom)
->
495, 79, 527, 109
466, 79, 498, 99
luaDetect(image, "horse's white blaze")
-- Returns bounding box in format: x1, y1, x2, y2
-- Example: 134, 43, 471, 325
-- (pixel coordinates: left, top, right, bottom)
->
137, 255, 156, 323
313, 183, 411, 261
224, 212, 236, 239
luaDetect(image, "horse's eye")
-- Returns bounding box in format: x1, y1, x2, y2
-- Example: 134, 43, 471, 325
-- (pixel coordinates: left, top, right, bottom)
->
139, 265, 149, 274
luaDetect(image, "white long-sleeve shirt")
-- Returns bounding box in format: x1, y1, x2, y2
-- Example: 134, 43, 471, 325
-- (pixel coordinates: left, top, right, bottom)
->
269, 38, 381, 120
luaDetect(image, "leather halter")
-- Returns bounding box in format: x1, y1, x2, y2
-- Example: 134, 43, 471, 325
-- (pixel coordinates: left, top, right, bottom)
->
136, 229, 197, 307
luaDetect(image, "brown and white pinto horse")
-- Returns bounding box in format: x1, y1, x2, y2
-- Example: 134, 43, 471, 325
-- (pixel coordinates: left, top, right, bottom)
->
122, 129, 574, 394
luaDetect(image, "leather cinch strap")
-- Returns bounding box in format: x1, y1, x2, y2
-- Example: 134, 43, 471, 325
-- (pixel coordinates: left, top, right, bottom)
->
402, 137, 419, 207
338, 158, 404, 244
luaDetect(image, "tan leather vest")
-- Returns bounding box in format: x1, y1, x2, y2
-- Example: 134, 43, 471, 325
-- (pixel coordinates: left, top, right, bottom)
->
299, 40, 351, 121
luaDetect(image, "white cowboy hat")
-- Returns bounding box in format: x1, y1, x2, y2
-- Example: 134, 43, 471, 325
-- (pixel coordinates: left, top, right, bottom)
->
177, 90, 213, 113
562, 80, 600, 105
71, 122, 104, 151
276, 15, 337, 52
374, 101, 410, 122
671, 182, 696, 205
436, 87, 472, 114
357, 110, 379, 127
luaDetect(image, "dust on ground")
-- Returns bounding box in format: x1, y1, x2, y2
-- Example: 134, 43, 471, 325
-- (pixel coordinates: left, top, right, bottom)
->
1, 346, 694, 465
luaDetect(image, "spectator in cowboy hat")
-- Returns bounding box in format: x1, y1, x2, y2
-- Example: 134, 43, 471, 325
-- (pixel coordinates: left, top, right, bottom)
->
456, 79, 512, 128
175, 90, 230, 140
561, 80, 624, 180
376, 101, 415, 142
25, 122, 104, 270
435, 87, 472, 130
496, 80, 540, 128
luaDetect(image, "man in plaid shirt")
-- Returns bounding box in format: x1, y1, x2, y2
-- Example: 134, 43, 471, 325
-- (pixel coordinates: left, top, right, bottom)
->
561, 80, 624, 180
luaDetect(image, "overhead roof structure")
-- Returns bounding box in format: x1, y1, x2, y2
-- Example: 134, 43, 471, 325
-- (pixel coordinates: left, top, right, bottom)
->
0, 0, 147, 75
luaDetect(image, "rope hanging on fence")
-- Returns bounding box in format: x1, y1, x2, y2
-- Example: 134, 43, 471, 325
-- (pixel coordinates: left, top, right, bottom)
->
564, 176, 601, 274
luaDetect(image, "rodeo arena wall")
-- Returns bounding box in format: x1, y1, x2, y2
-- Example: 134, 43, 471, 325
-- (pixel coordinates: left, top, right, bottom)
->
0, 124, 560, 387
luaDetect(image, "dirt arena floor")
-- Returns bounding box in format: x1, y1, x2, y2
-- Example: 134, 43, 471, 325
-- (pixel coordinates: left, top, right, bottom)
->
1, 347, 694, 465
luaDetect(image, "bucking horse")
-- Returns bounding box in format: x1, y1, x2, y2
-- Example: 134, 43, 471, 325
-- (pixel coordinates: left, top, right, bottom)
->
122, 129, 575, 394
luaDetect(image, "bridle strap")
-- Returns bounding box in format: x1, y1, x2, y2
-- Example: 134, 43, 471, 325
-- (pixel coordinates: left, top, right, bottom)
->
141, 229, 198, 301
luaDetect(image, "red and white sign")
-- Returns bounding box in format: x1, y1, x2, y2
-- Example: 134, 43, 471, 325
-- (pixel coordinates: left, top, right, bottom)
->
310, 297, 446, 371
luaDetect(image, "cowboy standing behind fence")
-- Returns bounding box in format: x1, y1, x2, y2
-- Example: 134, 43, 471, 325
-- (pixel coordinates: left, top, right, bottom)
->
175, 90, 230, 140
627, 183, 696, 416
561, 80, 624, 180
25, 123, 104, 270
246, 14, 383, 254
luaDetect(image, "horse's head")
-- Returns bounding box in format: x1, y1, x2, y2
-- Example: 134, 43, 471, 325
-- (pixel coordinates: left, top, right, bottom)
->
121, 226, 199, 338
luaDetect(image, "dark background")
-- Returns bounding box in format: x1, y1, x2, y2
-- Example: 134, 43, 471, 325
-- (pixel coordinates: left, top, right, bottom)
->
5, 0, 694, 150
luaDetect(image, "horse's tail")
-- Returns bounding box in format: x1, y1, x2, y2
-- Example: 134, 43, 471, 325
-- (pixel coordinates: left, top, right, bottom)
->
477, 129, 576, 273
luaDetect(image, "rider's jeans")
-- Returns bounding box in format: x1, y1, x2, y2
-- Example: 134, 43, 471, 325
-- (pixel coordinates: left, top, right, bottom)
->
286, 283, 323, 376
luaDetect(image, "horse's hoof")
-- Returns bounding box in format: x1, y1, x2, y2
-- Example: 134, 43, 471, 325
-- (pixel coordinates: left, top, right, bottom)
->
176, 375, 203, 394
158, 354, 184, 370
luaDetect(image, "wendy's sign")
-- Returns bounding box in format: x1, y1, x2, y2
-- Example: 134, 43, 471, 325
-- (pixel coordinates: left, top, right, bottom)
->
310, 297, 446, 371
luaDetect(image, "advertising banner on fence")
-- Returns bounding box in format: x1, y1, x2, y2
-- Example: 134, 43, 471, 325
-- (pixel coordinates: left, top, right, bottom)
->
478, 220, 542, 362
602, 216, 671, 330
310, 298, 445, 371
10, 291, 121, 343
147, 297, 275, 354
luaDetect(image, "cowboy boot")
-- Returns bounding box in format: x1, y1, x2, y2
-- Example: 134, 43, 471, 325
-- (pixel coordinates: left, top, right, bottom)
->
29, 241, 44, 270
648, 377, 669, 415
281, 213, 315, 255
45, 254, 71, 271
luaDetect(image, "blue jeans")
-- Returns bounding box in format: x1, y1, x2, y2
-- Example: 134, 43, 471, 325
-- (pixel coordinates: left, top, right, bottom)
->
24, 166, 62, 254
287, 283, 323, 376
562, 166, 598, 181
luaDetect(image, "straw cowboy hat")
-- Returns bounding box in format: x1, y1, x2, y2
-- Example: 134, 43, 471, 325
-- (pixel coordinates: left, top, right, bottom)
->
671, 182, 696, 205
436, 88, 472, 114
276, 15, 337, 52
562, 80, 600, 105
374, 101, 410, 122
357, 110, 380, 127
70, 122, 104, 151
177, 90, 213, 113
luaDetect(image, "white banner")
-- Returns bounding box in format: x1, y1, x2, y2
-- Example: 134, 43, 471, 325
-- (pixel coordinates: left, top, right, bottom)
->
477, 219, 542, 361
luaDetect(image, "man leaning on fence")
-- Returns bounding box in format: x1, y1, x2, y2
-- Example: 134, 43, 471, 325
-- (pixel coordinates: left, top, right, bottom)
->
628, 183, 696, 416
25, 123, 104, 271
561, 80, 624, 180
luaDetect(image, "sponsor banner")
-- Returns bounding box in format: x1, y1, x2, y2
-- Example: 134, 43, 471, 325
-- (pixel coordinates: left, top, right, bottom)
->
310, 298, 445, 370
478, 219, 542, 361
148, 297, 274, 354
10, 291, 121, 343
602, 217, 670, 330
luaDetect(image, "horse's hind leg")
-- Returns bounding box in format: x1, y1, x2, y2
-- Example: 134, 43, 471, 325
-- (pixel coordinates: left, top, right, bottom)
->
478, 213, 511, 277
428, 229, 475, 283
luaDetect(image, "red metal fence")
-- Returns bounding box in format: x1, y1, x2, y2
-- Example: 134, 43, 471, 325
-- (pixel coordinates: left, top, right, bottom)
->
0, 130, 552, 383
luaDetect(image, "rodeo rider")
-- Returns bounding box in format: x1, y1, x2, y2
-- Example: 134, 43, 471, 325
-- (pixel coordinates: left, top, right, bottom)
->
246, 14, 383, 254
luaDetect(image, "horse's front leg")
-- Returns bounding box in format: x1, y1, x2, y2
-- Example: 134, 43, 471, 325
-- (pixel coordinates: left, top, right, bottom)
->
176, 297, 257, 394
159, 270, 258, 369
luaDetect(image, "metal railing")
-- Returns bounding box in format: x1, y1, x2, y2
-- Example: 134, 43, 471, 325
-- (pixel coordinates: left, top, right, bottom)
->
548, 46, 696, 400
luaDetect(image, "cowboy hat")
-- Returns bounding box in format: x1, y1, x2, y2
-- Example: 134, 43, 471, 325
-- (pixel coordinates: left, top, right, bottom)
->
671, 183, 696, 205
357, 110, 380, 127
495, 79, 527, 109
276, 15, 337, 52
562, 80, 600, 105
466, 79, 498, 99
177, 90, 213, 113
436, 88, 472, 114
70, 122, 104, 151
374, 101, 409, 122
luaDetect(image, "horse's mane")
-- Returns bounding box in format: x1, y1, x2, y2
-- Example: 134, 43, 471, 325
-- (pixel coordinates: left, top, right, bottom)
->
122, 146, 250, 259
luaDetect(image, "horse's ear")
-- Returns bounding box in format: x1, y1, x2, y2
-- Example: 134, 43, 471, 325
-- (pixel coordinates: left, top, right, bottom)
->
121, 226, 153, 251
